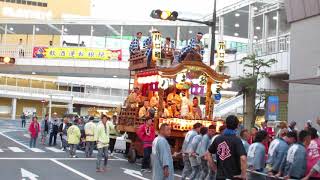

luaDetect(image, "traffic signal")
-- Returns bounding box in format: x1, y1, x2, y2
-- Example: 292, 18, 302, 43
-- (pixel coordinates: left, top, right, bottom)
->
150, 10, 178, 21
0, 57, 15, 64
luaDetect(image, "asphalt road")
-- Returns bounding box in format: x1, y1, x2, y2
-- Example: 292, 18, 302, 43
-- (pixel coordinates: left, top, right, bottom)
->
0, 119, 182, 180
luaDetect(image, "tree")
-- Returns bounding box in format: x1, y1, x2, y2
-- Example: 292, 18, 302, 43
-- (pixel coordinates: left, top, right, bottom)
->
237, 54, 277, 130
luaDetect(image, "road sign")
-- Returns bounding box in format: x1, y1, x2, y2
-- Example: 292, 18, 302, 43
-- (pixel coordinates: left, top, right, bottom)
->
21, 168, 39, 180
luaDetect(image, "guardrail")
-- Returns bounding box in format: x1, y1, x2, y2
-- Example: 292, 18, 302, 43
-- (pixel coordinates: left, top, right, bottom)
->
0, 85, 126, 106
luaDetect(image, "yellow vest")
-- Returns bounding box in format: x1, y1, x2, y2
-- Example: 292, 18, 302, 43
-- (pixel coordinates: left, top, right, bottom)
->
84, 121, 96, 142
67, 125, 81, 145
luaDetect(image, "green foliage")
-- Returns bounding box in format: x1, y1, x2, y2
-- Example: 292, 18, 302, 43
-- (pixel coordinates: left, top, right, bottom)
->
237, 54, 277, 91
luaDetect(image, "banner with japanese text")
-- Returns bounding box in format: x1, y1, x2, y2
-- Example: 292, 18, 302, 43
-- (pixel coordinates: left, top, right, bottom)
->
33, 47, 122, 61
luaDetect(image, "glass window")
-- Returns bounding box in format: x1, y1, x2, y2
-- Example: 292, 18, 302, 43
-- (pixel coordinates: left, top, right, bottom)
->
37, 2, 42, 6
5, 0, 11, 2
10, 0, 15, 3
31, 1, 36, 6
27, 1, 31, 5
16, 0, 22, 3
42, 3, 47, 7
21, 0, 26, 4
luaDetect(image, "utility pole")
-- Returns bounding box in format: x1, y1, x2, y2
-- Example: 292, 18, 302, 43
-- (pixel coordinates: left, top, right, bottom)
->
210, 0, 217, 66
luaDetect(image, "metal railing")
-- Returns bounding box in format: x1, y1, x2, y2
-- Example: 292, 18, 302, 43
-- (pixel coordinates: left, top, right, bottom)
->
0, 45, 33, 58
254, 34, 290, 57
0, 84, 127, 106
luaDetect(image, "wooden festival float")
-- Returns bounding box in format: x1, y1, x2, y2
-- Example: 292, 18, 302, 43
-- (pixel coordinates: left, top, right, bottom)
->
118, 31, 229, 163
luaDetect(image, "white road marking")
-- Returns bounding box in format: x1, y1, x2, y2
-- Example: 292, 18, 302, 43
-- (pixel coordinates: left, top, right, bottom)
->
76, 150, 85, 153
8, 147, 25, 152
121, 168, 150, 180
0, 132, 30, 149
0, 149, 3, 152
45, 147, 65, 153
21, 168, 39, 180
30, 148, 45, 153
50, 159, 95, 180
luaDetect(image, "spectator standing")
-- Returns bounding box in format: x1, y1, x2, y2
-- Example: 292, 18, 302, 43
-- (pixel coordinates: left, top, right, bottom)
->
188, 127, 208, 179
28, 116, 40, 148
288, 121, 297, 133
266, 128, 293, 175
206, 115, 247, 180
137, 117, 155, 172
84, 116, 96, 158
306, 128, 320, 179
281, 130, 311, 179
181, 122, 202, 180
67, 119, 81, 158
95, 115, 116, 172
109, 115, 119, 155
21, 112, 26, 128
48, 116, 60, 146
240, 129, 250, 153
59, 116, 71, 151
152, 123, 174, 180
40, 114, 49, 145
248, 126, 258, 144
18, 39, 24, 57
247, 130, 269, 180
197, 125, 216, 180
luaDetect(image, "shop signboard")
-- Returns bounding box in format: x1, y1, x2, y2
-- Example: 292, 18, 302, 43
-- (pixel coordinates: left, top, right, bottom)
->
152, 31, 162, 61
267, 96, 279, 121
216, 41, 225, 68
33, 47, 122, 61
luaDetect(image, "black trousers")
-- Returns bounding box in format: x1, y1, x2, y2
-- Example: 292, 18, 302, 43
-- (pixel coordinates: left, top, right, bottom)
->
21, 120, 26, 128
49, 132, 57, 146
109, 138, 116, 153
142, 147, 152, 169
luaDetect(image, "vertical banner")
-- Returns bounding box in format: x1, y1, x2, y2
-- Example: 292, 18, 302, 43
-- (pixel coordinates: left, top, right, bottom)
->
216, 41, 225, 67
152, 31, 162, 62
267, 96, 279, 121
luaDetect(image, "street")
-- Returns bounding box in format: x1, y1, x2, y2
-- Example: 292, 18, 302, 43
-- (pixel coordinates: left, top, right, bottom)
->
0, 120, 181, 180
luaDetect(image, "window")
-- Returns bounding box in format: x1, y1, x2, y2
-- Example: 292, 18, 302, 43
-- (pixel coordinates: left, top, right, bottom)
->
10, 0, 15, 3
31, 1, 36, 6
37, 2, 42, 6
16, 0, 21, 3
5, 0, 11, 2
42, 2, 47, 7
27, 1, 31, 5
22, 0, 26, 4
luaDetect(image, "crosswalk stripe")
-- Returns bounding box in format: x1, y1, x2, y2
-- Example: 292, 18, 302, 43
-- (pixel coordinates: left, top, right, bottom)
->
45, 147, 64, 153
8, 147, 24, 152
30, 148, 45, 152
76, 150, 85, 154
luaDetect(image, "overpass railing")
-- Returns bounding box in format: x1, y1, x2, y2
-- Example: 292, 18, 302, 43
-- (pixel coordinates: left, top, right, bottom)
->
0, 84, 127, 106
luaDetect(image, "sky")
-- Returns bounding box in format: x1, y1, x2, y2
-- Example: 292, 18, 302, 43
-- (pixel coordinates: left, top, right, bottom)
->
91, 0, 241, 21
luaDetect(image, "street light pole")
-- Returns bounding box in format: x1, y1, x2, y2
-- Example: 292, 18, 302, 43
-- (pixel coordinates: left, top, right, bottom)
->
210, 0, 217, 66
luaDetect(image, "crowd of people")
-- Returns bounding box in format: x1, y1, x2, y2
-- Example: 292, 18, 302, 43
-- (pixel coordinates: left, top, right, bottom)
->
26, 113, 118, 172
24, 110, 320, 179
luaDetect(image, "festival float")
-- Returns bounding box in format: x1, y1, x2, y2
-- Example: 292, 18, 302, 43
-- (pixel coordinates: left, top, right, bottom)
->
118, 31, 230, 163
